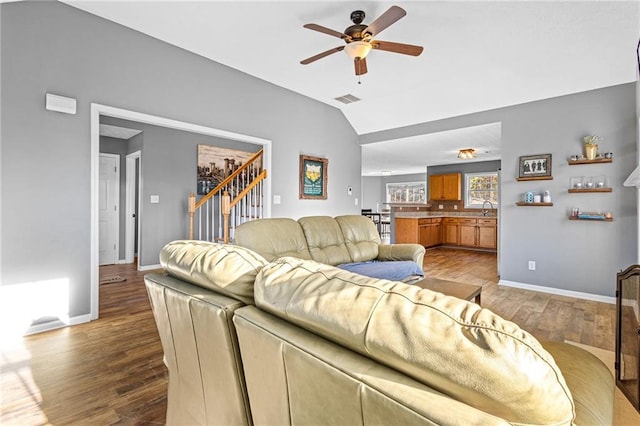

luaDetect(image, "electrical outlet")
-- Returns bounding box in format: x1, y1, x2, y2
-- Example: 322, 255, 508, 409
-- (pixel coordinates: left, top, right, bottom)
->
354, 197, 358, 206
453, 205, 458, 210
528, 261, 536, 271
438, 204, 444, 210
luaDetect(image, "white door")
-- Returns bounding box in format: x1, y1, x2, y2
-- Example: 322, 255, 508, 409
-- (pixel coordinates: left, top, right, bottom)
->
99, 154, 120, 265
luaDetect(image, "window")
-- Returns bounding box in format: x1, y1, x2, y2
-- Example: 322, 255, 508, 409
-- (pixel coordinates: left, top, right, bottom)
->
465, 172, 499, 208
385, 181, 426, 203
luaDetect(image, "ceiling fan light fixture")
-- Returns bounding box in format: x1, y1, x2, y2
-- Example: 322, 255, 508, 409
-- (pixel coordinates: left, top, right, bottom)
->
345, 41, 372, 60
458, 148, 476, 160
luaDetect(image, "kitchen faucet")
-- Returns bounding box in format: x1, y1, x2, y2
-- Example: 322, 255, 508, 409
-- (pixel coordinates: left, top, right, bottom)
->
482, 200, 494, 216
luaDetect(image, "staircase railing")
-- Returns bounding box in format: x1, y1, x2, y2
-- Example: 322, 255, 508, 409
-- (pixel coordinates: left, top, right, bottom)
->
188, 149, 266, 243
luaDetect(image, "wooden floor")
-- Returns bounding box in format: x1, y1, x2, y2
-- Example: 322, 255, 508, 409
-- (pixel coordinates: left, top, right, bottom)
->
0, 248, 617, 424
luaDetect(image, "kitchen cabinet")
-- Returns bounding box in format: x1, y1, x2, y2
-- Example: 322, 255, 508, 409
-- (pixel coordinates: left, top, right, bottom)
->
452, 217, 497, 250
419, 218, 442, 248
395, 218, 442, 248
477, 218, 497, 249
429, 173, 461, 201
442, 217, 459, 245
395, 216, 496, 250
458, 218, 478, 247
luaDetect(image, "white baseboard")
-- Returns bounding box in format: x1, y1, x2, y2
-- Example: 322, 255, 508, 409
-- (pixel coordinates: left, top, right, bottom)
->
498, 280, 616, 304
25, 313, 93, 336
138, 263, 162, 271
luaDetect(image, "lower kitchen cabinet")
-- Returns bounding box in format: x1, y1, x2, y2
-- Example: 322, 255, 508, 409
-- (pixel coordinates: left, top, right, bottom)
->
458, 218, 478, 247
396, 218, 441, 248
477, 218, 497, 249
442, 218, 459, 245
395, 216, 496, 251
419, 218, 442, 248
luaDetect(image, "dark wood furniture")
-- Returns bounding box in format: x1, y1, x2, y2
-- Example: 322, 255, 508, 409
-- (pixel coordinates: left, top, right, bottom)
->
616, 265, 640, 413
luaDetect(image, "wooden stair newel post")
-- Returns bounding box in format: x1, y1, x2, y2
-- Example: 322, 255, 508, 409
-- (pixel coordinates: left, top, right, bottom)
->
188, 192, 196, 240
222, 191, 231, 244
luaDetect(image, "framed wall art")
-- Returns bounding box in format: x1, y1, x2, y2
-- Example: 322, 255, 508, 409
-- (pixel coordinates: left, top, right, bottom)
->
197, 144, 260, 195
299, 154, 328, 200
517, 153, 553, 181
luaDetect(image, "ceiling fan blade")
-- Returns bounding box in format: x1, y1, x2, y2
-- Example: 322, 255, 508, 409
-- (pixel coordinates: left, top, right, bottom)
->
354, 57, 368, 76
300, 46, 345, 65
363, 6, 406, 37
303, 23, 349, 40
371, 40, 423, 56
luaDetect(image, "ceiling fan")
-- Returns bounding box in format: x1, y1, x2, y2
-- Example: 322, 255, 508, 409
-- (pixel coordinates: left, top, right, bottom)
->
300, 5, 423, 76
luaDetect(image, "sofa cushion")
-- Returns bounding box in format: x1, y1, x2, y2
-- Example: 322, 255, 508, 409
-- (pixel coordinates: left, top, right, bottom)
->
254, 257, 575, 425
297, 216, 352, 266
335, 215, 381, 262
160, 240, 267, 304
338, 260, 424, 282
234, 218, 312, 261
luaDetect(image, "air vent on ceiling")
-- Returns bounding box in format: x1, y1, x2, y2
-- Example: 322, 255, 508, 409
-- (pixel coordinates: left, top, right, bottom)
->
334, 94, 361, 104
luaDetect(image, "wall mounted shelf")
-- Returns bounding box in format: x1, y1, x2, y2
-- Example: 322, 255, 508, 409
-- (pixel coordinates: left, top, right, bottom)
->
516, 176, 554, 182
568, 158, 612, 165
515, 202, 553, 207
568, 188, 613, 193
569, 216, 613, 222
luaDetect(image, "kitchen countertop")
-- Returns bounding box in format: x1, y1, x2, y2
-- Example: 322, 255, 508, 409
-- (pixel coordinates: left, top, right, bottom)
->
394, 212, 498, 219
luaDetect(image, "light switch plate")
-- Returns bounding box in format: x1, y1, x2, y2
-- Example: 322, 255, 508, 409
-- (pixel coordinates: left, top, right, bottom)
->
150, 195, 160, 204
273, 195, 281, 204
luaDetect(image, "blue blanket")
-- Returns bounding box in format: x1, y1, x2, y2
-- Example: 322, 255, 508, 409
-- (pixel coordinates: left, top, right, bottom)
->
337, 260, 424, 282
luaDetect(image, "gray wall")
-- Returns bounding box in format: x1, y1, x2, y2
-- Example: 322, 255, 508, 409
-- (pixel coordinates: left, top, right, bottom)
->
361, 176, 383, 211
362, 83, 637, 298
1, 2, 360, 322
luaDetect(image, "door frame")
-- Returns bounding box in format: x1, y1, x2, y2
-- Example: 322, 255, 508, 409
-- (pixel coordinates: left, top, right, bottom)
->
98, 153, 120, 265
90, 103, 272, 320
124, 151, 141, 265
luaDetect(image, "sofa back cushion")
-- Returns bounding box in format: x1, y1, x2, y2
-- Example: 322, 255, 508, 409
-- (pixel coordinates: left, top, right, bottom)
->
335, 215, 381, 263
160, 240, 267, 305
254, 257, 575, 425
234, 218, 312, 262
298, 216, 352, 266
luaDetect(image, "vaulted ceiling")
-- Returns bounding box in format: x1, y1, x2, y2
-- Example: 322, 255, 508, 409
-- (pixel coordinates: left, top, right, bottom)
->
65, 1, 638, 174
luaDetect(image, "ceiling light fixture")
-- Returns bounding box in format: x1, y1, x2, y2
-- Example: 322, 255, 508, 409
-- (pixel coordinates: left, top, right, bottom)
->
458, 148, 476, 160
344, 41, 372, 60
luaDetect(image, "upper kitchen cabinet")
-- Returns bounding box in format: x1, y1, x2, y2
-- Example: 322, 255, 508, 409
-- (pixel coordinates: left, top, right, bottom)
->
429, 173, 461, 201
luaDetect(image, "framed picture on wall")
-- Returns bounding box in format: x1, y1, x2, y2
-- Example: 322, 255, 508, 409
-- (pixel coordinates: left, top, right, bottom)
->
197, 144, 261, 195
299, 154, 328, 200
517, 153, 552, 181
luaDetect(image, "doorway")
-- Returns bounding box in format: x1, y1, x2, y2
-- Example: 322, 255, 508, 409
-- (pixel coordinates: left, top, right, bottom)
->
125, 151, 141, 264
90, 104, 273, 320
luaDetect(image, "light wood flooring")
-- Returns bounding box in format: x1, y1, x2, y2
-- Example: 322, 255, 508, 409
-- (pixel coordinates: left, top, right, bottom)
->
0, 248, 618, 424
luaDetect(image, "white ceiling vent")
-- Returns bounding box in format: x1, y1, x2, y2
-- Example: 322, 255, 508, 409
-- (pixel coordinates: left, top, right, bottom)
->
334, 94, 361, 105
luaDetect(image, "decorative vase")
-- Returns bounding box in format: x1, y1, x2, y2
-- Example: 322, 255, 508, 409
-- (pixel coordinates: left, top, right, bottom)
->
585, 144, 598, 160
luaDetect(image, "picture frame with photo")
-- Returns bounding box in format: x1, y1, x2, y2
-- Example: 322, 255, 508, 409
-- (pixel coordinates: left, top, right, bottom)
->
517, 154, 553, 181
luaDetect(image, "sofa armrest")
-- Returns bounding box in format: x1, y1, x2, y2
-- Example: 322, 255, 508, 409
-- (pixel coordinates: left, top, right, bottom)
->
377, 244, 425, 266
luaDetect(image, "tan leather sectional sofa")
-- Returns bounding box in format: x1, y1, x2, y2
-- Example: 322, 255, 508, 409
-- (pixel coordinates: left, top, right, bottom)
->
234, 215, 425, 282
145, 239, 614, 425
